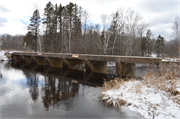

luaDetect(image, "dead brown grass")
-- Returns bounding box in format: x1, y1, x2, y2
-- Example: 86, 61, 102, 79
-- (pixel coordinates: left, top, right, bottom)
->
101, 63, 180, 108
143, 63, 180, 97
101, 78, 125, 92
100, 78, 135, 109
116, 99, 127, 109
135, 82, 142, 93
101, 78, 136, 92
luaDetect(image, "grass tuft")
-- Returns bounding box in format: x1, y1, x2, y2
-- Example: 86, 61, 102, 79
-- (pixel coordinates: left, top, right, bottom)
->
101, 78, 125, 92
143, 63, 180, 96
101, 63, 180, 109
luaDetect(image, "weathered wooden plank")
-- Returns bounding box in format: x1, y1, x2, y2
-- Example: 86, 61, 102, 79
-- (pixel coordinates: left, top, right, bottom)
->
13, 52, 162, 64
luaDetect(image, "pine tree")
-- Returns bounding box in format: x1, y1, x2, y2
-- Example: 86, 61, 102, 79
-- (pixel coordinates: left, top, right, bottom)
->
140, 36, 147, 56
155, 35, 165, 57
52, 4, 58, 53
146, 29, 152, 56
42, 2, 83, 53
72, 4, 81, 39
65, 2, 75, 53
57, 3, 64, 53
109, 11, 120, 55
43, 1, 54, 52
23, 9, 41, 52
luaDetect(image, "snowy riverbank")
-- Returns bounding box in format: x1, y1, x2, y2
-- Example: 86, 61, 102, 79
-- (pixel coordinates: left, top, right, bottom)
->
162, 58, 180, 63
101, 64, 180, 119
0, 50, 15, 61
0, 51, 10, 61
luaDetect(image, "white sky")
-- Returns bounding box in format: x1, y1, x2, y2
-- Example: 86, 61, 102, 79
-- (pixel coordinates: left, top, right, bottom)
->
0, 0, 179, 40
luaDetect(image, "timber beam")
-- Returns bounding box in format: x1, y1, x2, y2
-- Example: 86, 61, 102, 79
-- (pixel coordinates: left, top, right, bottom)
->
12, 52, 162, 77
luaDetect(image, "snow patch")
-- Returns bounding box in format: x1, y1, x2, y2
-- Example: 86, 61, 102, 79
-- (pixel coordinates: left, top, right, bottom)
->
107, 62, 116, 67
151, 53, 157, 58
0, 51, 9, 61
162, 58, 180, 63
0, 50, 13, 61
102, 80, 180, 119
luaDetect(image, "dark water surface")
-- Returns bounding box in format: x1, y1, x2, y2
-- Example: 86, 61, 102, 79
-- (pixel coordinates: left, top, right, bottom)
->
0, 61, 144, 119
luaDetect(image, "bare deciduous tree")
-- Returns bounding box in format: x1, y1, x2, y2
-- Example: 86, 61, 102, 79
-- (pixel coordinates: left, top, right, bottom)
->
96, 14, 112, 55
81, 10, 90, 54
122, 8, 143, 55
172, 16, 180, 57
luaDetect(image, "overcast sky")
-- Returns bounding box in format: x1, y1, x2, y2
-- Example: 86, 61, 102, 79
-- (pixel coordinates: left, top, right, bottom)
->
0, 0, 179, 40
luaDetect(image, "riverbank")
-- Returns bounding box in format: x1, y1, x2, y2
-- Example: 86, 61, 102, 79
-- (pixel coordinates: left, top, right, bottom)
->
0, 51, 10, 60
0, 50, 14, 61
101, 64, 180, 119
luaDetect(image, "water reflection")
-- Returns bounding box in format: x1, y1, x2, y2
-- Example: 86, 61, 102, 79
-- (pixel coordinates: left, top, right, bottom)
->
11, 62, 110, 111
25, 72, 39, 102
0, 61, 144, 118
41, 76, 79, 111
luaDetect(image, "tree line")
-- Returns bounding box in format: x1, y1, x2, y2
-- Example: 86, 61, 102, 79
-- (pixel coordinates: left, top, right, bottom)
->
0, 1, 179, 58
0, 34, 25, 51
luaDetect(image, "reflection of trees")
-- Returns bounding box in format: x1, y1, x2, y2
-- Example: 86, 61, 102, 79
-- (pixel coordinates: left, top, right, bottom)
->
4, 62, 11, 69
0, 69, 2, 79
13, 63, 80, 111
41, 76, 79, 111
24, 72, 39, 102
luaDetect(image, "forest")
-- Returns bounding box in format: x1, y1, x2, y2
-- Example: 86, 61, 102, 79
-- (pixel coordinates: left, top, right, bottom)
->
0, 1, 179, 58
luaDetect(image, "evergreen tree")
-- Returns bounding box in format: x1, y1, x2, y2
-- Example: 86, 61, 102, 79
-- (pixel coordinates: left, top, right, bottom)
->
23, 9, 41, 52
63, 2, 82, 53
146, 29, 152, 56
42, 2, 83, 53
65, 2, 74, 53
43, 1, 54, 52
155, 35, 165, 57
57, 3, 64, 53
72, 4, 81, 39
52, 4, 58, 53
109, 11, 120, 55
140, 36, 147, 56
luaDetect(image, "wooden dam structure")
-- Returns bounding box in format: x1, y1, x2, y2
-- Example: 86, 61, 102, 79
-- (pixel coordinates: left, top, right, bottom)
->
12, 52, 162, 77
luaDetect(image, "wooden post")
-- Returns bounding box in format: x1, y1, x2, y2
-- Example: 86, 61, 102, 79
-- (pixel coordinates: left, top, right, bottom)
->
116, 62, 122, 78
84, 60, 86, 72
116, 62, 135, 78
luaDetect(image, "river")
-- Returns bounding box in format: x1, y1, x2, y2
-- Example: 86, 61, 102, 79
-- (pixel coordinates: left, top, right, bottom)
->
0, 61, 145, 119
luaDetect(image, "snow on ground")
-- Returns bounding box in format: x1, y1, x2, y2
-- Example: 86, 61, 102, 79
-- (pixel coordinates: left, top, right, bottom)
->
102, 80, 180, 119
107, 62, 116, 67
162, 58, 180, 63
151, 53, 180, 63
0, 50, 14, 61
162, 59, 170, 62
0, 51, 9, 61
151, 53, 157, 58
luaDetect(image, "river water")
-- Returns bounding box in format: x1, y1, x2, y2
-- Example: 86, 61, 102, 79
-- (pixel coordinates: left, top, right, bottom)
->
0, 61, 145, 119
